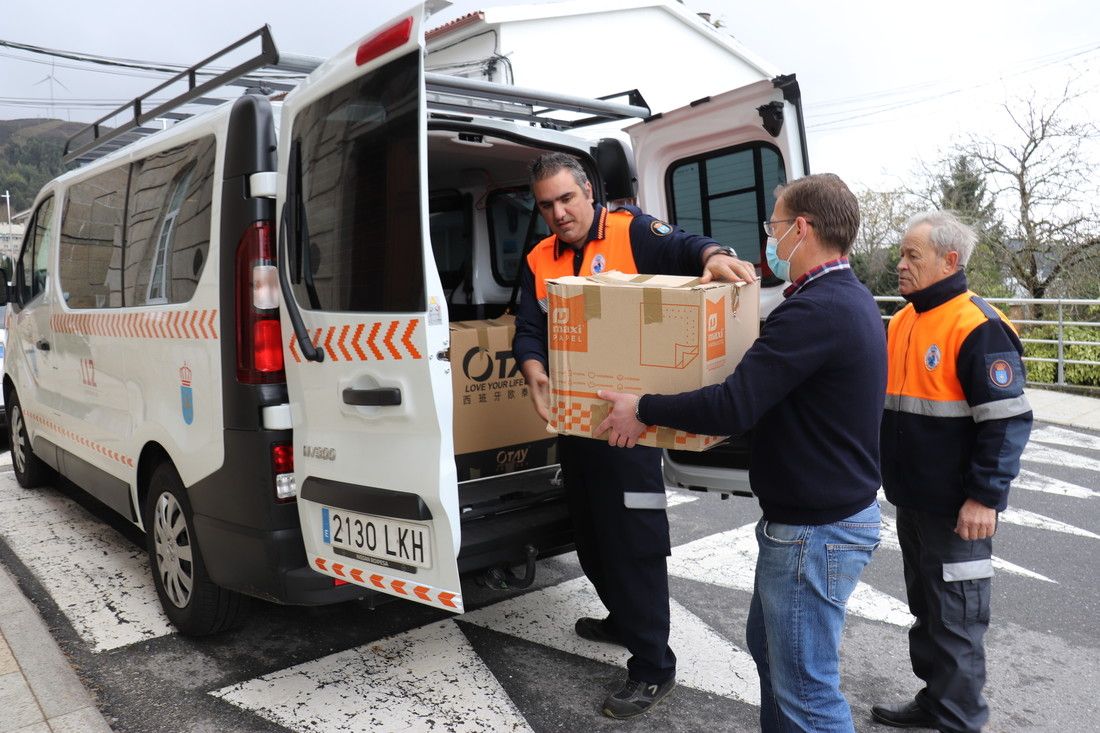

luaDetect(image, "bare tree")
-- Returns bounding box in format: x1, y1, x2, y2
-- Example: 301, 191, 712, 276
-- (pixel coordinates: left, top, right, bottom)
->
960, 86, 1100, 301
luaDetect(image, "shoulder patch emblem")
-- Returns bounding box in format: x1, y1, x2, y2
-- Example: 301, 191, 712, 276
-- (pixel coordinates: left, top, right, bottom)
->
924, 344, 941, 371
650, 220, 672, 237
591, 253, 606, 274
989, 359, 1014, 388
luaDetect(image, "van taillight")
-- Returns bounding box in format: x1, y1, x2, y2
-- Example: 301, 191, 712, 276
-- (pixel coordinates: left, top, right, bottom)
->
272, 441, 296, 502
236, 221, 285, 384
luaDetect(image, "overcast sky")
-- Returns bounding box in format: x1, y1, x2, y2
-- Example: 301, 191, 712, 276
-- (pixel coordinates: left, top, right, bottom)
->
2, 0, 1097, 192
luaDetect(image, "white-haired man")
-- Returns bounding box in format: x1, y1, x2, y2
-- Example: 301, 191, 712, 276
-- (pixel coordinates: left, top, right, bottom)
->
873, 211, 1032, 733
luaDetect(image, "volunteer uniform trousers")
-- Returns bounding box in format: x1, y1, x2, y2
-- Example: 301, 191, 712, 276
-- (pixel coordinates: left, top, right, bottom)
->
897, 506, 992, 733
557, 435, 676, 685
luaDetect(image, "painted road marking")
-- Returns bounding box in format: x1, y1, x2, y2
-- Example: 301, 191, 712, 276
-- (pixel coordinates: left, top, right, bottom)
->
1000, 508, 1100, 539
667, 521, 915, 627
1022, 443, 1100, 473
0, 474, 173, 651
462, 575, 760, 705
213, 620, 532, 733
1030, 425, 1100, 453
1014, 469, 1098, 499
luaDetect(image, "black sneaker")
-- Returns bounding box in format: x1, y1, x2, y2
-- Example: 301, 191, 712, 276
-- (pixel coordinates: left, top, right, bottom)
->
574, 617, 626, 648
602, 676, 676, 719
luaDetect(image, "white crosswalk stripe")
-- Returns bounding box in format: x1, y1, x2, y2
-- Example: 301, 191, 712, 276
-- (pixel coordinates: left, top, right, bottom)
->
462, 575, 761, 705
1030, 425, 1100, 453
667, 521, 915, 627
1022, 443, 1100, 473
1014, 469, 1098, 499
1000, 507, 1100, 539
213, 620, 532, 733
0, 474, 173, 651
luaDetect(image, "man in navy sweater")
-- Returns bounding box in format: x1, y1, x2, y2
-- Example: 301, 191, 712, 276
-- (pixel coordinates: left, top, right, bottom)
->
598, 173, 886, 732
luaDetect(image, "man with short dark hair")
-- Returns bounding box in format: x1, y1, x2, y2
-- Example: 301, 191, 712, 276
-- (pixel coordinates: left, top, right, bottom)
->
598, 173, 886, 732
872, 211, 1032, 733
513, 151, 755, 719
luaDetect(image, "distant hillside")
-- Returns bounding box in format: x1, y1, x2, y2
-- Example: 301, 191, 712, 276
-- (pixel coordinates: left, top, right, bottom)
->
0, 118, 88, 213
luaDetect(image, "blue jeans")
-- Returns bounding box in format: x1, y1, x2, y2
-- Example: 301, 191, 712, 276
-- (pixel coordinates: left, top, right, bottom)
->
747, 502, 881, 732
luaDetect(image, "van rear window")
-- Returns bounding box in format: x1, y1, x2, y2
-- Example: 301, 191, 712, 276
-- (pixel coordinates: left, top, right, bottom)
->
667, 143, 785, 279
290, 50, 424, 313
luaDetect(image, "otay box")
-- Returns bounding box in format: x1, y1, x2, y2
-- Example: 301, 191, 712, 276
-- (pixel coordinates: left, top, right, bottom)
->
546, 272, 759, 450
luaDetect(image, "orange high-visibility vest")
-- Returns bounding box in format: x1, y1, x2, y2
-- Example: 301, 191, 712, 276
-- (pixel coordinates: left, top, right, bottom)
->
527, 207, 638, 309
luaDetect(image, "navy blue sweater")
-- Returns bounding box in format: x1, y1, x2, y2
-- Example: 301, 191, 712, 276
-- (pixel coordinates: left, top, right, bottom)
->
639, 267, 887, 524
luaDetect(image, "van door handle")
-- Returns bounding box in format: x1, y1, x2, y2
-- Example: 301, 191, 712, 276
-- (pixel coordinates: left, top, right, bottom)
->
36, 339, 50, 351
342, 387, 401, 406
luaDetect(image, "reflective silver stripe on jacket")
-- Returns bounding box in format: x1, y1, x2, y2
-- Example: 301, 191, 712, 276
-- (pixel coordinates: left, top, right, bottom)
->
942, 558, 994, 582
884, 394, 972, 418
624, 492, 668, 509
885, 393, 1032, 422
538, 296, 549, 313
971, 395, 1032, 423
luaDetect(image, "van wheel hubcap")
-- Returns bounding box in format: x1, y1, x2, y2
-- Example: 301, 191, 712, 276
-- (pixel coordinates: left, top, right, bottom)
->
153, 492, 194, 608
11, 405, 27, 475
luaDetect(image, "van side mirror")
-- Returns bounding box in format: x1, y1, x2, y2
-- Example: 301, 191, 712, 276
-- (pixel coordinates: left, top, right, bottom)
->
594, 138, 637, 202
0, 269, 8, 307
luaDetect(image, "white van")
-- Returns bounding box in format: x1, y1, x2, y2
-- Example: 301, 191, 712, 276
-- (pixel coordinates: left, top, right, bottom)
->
3, 6, 807, 629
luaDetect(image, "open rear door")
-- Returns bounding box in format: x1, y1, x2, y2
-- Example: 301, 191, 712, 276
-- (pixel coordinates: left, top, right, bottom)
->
627, 76, 810, 496
276, 6, 463, 613
628, 75, 809, 314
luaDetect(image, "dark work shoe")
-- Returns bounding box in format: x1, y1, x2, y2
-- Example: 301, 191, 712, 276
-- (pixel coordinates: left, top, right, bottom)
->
575, 617, 625, 647
871, 700, 938, 729
602, 676, 676, 719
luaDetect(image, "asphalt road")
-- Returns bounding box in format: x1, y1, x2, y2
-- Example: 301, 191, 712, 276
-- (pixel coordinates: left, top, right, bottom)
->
0, 421, 1097, 732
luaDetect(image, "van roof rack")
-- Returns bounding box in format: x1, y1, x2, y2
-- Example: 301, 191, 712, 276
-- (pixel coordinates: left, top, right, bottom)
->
63, 26, 319, 167
64, 28, 651, 167
424, 74, 649, 129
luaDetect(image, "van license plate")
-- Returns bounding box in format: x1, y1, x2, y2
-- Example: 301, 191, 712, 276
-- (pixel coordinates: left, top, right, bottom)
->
321, 507, 431, 569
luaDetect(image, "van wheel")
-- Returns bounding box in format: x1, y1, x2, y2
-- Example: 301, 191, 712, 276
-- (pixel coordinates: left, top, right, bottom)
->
144, 461, 248, 635
8, 391, 53, 488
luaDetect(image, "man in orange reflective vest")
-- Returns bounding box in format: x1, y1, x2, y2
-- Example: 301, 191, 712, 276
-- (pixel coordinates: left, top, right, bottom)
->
513, 152, 755, 719
873, 211, 1032, 733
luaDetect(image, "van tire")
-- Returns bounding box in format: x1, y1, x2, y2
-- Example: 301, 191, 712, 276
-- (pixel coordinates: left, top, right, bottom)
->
144, 461, 248, 635
8, 391, 54, 489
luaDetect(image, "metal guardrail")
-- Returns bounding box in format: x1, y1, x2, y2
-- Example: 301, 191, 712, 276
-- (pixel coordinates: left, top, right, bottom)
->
873, 296, 1100, 387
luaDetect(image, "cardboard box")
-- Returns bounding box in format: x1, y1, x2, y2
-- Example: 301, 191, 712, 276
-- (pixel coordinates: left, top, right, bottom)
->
450, 316, 556, 480
546, 272, 759, 450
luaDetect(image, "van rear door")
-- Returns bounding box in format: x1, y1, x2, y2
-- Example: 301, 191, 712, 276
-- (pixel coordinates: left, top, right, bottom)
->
275, 6, 464, 613
627, 76, 809, 495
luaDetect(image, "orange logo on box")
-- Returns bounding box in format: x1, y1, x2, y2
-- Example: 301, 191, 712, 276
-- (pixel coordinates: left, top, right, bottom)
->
706, 296, 726, 360
549, 293, 588, 352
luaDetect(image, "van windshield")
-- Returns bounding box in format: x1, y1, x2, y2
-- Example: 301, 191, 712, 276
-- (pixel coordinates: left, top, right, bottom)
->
290, 50, 425, 313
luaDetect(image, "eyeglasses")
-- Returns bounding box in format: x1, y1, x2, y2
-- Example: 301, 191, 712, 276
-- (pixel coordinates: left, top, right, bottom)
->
762, 218, 813, 238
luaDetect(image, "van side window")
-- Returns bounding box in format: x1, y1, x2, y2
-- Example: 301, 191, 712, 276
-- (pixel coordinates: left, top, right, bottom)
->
18, 196, 55, 304
667, 144, 785, 278
126, 136, 215, 306
487, 189, 549, 286
59, 165, 128, 308
291, 50, 424, 313
429, 191, 472, 294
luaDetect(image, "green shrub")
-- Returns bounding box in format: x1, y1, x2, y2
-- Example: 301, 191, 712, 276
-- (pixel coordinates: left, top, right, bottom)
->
1021, 325, 1100, 387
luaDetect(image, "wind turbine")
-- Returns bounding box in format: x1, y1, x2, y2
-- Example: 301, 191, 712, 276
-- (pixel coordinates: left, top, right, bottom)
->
33, 61, 69, 118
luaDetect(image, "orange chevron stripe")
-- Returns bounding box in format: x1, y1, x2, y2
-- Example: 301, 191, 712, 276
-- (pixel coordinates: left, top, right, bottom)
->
351, 323, 368, 360
383, 321, 401, 359
401, 319, 421, 359
366, 322, 383, 359
337, 325, 352, 361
